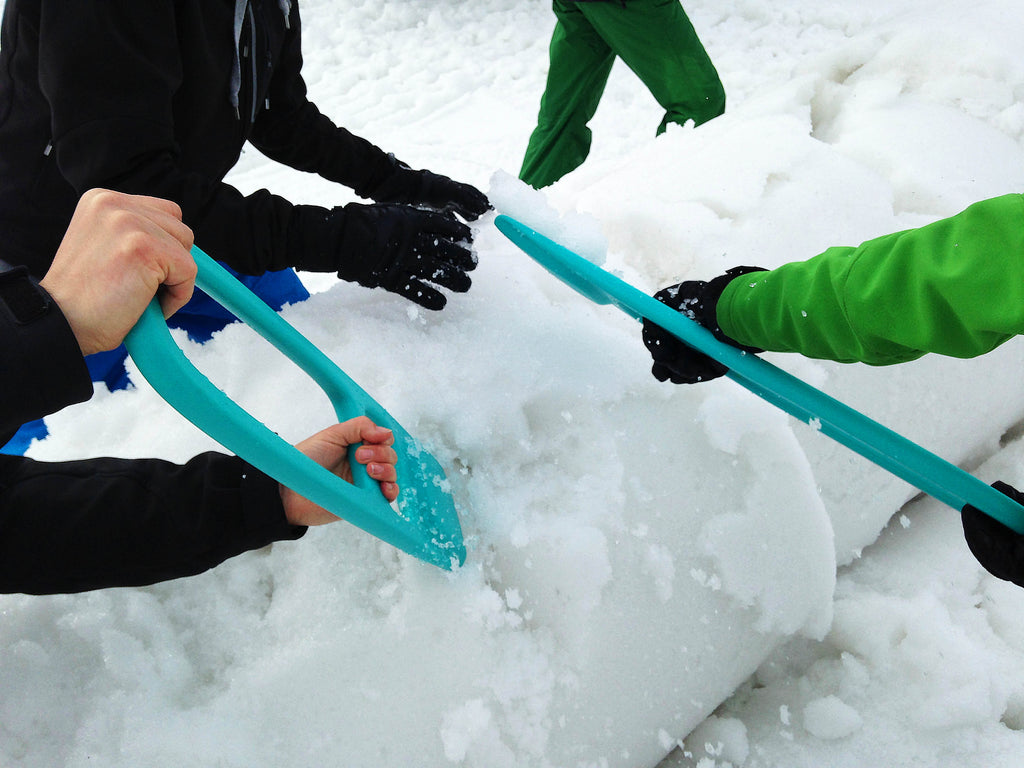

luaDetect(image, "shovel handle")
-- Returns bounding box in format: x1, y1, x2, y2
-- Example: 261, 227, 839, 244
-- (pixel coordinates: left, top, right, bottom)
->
124, 289, 381, 516
494, 214, 1024, 534
123, 245, 466, 569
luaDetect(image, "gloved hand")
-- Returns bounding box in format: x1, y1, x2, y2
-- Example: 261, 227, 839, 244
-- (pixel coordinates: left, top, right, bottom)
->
962, 481, 1024, 588
293, 202, 477, 311
370, 156, 491, 221
642, 266, 765, 384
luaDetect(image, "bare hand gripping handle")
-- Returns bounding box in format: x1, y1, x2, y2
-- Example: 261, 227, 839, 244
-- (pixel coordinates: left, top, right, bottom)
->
123, 245, 465, 570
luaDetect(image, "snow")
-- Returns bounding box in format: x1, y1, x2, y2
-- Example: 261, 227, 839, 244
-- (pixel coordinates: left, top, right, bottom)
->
5, 0, 1024, 766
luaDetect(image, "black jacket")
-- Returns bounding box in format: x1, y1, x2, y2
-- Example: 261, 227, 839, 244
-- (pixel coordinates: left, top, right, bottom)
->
0, 0, 400, 279
0, 261, 305, 594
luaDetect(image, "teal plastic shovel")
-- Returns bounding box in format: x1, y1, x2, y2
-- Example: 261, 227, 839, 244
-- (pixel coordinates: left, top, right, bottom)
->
495, 214, 1024, 533
123, 245, 466, 569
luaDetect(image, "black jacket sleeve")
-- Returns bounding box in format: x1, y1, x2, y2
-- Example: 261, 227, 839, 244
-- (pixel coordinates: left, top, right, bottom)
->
0, 261, 92, 443
246, 6, 398, 199
37, 1, 301, 276
0, 451, 305, 594
35, 0, 401, 276
0, 260, 306, 594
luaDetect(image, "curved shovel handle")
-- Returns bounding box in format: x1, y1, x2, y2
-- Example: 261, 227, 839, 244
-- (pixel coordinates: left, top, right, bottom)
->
125, 299, 382, 508
123, 246, 465, 569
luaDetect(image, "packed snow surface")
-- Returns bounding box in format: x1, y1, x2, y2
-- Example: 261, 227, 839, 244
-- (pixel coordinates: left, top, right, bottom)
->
5, 1, 1024, 766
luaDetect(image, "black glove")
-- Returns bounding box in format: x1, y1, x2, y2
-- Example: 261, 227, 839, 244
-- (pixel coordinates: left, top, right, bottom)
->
370, 156, 491, 221
962, 481, 1024, 588
293, 202, 477, 311
642, 266, 766, 384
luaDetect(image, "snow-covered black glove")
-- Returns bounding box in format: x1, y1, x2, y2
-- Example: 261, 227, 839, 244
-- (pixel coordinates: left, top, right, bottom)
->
642, 266, 765, 384
292, 202, 476, 310
369, 156, 491, 221
962, 481, 1024, 588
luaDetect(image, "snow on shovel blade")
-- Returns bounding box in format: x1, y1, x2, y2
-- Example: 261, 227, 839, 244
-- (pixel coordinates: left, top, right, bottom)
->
124, 245, 466, 570
494, 214, 1024, 534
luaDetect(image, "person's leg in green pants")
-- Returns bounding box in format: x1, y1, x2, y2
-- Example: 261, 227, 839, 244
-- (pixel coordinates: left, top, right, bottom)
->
519, 1, 617, 189
581, 0, 725, 135
520, 0, 725, 189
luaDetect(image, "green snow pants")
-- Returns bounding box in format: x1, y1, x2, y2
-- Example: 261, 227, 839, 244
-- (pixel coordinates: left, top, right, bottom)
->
519, 0, 725, 189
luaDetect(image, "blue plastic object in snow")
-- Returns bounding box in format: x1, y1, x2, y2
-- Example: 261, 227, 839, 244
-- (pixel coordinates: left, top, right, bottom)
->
123, 245, 466, 570
494, 214, 1024, 534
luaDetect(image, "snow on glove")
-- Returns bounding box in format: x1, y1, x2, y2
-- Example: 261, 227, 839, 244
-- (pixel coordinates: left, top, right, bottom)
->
961, 481, 1024, 588
293, 202, 477, 311
341, 203, 477, 310
642, 266, 766, 384
369, 156, 491, 221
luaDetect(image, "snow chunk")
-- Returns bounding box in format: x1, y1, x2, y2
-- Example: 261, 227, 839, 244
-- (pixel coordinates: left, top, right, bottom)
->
803, 695, 863, 740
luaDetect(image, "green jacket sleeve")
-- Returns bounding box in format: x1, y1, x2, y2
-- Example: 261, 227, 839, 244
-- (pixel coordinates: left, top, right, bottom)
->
716, 193, 1024, 366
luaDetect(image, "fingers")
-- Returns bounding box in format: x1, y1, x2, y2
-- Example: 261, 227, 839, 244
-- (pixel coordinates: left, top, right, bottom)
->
156, 279, 197, 319
41, 189, 200, 355
353, 443, 398, 471
354, 442, 399, 502
118, 194, 196, 274
129, 203, 198, 319
84, 189, 198, 318
347, 419, 399, 502
403, 232, 477, 304
84, 188, 194, 254
156, 268, 198, 318
417, 209, 473, 243
370, 205, 480, 309
651, 362, 672, 383
643, 317, 728, 384
426, 177, 491, 222
322, 415, 395, 449
445, 190, 491, 222
106, 190, 183, 222
152, 223, 198, 317
288, 418, 400, 514
357, 420, 396, 450
428, 236, 478, 273
641, 318, 677, 360
416, 248, 474, 293
354, 442, 398, 479
407, 235, 476, 276
429, 263, 472, 293
137, 201, 196, 254
395, 279, 447, 310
